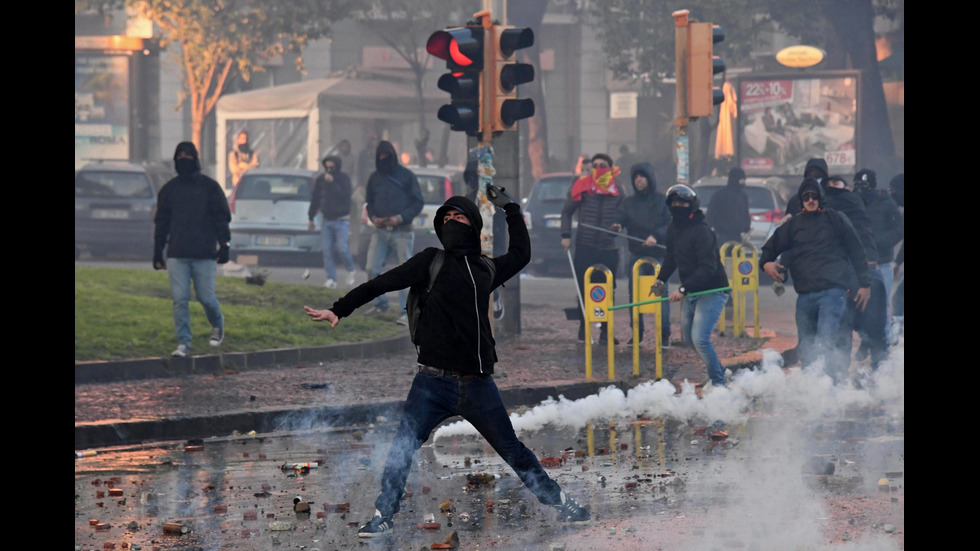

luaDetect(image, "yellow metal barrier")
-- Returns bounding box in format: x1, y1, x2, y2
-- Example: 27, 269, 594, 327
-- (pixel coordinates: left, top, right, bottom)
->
630, 258, 665, 378
716, 242, 760, 338
584, 264, 615, 380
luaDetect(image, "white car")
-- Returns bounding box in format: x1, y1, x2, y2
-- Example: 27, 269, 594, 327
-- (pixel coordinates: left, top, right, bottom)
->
693, 176, 789, 249
229, 167, 321, 264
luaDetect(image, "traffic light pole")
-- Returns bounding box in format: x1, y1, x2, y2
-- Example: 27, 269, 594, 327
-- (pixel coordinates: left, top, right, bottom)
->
673, 10, 691, 185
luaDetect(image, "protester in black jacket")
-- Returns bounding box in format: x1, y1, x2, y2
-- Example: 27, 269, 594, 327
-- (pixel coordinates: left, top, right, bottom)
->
653, 184, 731, 389
307, 155, 357, 288
760, 179, 870, 381
561, 153, 623, 343
823, 174, 888, 371
305, 192, 592, 537
706, 167, 752, 246
611, 162, 671, 345
153, 141, 232, 357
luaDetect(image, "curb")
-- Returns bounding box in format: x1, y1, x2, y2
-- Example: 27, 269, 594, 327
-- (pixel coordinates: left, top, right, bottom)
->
74, 381, 630, 450
74, 335, 414, 385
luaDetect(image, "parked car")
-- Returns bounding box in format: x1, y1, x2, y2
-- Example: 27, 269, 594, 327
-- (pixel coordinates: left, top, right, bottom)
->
228, 167, 321, 265
692, 176, 788, 250
522, 172, 576, 276
356, 165, 466, 268
75, 161, 173, 259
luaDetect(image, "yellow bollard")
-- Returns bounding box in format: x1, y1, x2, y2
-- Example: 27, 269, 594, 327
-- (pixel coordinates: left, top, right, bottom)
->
730, 243, 761, 338
717, 242, 738, 334
583, 264, 615, 380
631, 258, 665, 379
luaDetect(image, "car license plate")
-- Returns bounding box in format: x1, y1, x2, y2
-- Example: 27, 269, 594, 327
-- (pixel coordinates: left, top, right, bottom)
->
545, 219, 561, 228
255, 235, 290, 247
92, 209, 129, 220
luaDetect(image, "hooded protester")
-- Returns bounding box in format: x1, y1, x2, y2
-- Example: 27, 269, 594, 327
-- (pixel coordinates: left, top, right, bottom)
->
153, 141, 232, 358
304, 190, 592, 538
362, 140, 424, 322
610, 162, 672, 346
760, 179, 871, 382
560, 153, 623, 343
308, 155, 357, 288
854, 168, 903, 303
652, 184, 731, 389
227, 131, 259, 190
706, 167, 752, 246
786, 158, 830, 215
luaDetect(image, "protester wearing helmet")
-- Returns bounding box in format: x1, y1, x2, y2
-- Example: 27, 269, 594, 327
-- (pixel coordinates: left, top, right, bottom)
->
651, 184, 730, 390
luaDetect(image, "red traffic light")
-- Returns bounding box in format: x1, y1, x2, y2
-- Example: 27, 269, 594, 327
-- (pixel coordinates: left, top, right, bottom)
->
427, 27, 485, 72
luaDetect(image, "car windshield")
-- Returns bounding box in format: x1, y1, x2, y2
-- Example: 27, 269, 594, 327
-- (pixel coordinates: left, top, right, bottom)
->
700, 185, 781, 211
417, 174, 451, 204
532, 177, 573, 201
237, 175, 311, 201
75, 171, 154, 199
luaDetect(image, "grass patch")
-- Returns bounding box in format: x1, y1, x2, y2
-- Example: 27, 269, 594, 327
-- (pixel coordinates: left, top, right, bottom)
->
74, 265, 404, 362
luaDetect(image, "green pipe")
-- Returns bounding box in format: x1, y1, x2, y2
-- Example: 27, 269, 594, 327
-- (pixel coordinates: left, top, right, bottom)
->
609, 286, 732, 310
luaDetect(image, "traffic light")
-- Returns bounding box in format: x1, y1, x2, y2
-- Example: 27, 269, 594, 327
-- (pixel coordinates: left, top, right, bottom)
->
686, 22, 724, 118
427, 25, 486, 136
490, 26, 535, 132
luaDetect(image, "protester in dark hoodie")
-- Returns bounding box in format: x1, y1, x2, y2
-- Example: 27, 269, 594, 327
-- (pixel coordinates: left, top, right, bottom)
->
760, 179, 870, 382
610, 162, 672, 347
706, 167, 752, 246
652, 184, 731, 389
786, 158, 831, 215
305, 190, 592, 537
363, 140, 424, 323
308, 155, 357, 288
153, 141, 232, 358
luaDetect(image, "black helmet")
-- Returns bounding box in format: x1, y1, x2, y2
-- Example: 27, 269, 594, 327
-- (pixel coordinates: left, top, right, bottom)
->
666, 184, 699, 210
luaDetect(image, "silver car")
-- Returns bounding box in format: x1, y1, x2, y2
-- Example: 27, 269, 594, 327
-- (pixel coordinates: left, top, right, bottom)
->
229, 168, 321, 264
693, 176, 789, 249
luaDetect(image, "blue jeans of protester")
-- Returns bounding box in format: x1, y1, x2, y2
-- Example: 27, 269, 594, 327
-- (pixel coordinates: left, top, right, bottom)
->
795, 288, 847, 379
367, 228, 414, 312
680, 291, 729, 387
167, 257, 223, 347
374, 368, 562, 519
321, 218, 356, 281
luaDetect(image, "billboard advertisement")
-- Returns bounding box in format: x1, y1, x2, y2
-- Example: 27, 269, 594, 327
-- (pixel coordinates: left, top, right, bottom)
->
75, 54, 130, 166
737, 73, 859, 177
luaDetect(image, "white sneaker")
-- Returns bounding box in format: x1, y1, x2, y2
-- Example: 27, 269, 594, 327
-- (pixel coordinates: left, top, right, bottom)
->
172, 344, 190, 357
209, 327, 224, 347
346, 273, 356, 286
324, 278, 337, 289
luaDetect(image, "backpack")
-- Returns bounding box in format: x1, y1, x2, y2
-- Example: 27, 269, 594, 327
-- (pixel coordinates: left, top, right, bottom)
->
406, 249, 496, 345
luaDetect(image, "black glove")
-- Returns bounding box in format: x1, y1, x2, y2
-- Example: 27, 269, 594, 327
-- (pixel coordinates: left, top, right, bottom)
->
153, 252, 165, 270
486, 183, 516, 209
217, 245, 230, 264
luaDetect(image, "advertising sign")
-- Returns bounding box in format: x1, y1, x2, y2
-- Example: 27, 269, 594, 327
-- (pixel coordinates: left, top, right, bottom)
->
75, 54, 130, 165
738, 73, 858, 177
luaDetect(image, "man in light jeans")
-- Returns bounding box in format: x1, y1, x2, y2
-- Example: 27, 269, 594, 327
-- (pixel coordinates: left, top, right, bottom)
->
167, 258, 224, 352
680, 290, 730, 388
366, 227, 414, 316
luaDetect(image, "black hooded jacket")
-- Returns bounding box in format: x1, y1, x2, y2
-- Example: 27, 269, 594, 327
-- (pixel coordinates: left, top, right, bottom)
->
614, 162, 670, 260
154, 142, 231, 260
787, 158, 830, 214
308, 155, 352, 221
760, 180, 870, 294
329, 196, 530, 375
364, 141, 423, 228
706, 168, 751, 244
823, 186, 878, 263
656, 209, 729, 294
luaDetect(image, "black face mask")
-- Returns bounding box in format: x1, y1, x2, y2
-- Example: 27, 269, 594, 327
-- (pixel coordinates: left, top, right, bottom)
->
377, 155, 395, 175
439, 220, 479, 254
175, 158, 198, 176
670, 205, 694, 221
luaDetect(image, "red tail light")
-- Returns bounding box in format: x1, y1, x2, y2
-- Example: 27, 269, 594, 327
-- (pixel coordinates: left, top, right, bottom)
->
751, 208, 784, 223
443, 176, 453, 200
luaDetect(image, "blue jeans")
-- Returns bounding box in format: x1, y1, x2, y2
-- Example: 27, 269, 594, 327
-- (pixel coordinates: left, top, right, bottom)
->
167, 258, 223, 347
680, 291, 729, 386
374, 369, 562, 518
795, 288, 847, 378
320, 218, 355, 280
367, 229, 414, 312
